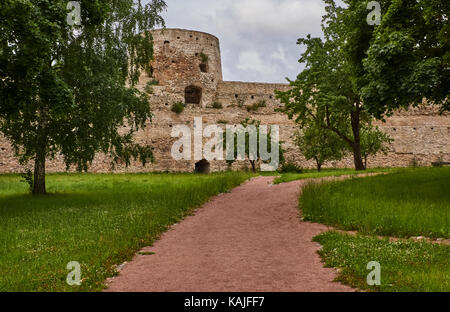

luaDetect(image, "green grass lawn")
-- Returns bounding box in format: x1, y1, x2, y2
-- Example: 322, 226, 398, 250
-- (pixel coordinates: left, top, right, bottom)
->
300, 167, 450, 292
314, 231, 450, 292
0, 172, 253, 292
273, 167, 394, 184
300, 167, 450, 238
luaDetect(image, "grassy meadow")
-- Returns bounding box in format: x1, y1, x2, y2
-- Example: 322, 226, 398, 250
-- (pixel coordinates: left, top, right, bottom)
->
314, 231, 450, 292
273, 167, 395, 184
300, 167, 450, 292
300, 167, 450, 238
0, 172, 253, 292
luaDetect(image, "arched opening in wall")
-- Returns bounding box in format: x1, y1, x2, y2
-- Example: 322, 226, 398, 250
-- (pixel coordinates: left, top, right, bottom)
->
163, 41, 170, 54
199, 62, 208, 73
185, 85, 202, 104
195, 159, 210, 174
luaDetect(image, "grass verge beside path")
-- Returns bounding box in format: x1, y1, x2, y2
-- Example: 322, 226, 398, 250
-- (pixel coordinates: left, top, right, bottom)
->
314, 231, 450, 292
301, 167, 450, 292
0, 172, 253, 292
273, 167, 394, 184
300, 167, 449, 238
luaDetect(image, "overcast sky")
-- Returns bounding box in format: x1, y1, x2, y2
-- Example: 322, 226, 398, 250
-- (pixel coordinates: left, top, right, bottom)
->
156, 0, 327, 83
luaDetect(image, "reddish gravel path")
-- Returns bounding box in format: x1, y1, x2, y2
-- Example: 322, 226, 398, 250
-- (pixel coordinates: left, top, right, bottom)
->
105, 176, 354, 292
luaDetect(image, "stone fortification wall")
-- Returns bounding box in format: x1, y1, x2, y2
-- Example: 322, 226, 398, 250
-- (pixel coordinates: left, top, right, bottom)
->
0, 29, 448, 173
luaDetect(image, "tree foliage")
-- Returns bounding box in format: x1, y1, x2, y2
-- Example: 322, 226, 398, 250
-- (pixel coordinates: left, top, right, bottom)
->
0, 0, 166, 194
362, 0, 450, 117
360, 123, 393, 169
223, 118, 281, 172
276, 0, 377, 171
296, 122, 347, 172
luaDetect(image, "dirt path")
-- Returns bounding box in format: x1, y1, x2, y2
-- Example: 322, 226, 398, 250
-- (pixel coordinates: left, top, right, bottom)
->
105, 176, 354, 292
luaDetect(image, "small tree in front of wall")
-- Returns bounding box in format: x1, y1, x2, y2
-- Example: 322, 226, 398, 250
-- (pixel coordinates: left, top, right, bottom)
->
223, 119, 279, 172
296, 122, 347, 172
360, 124, 393, 169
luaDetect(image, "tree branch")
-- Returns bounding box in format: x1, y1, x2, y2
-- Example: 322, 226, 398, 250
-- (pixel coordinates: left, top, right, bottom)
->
325, 105, 354, 145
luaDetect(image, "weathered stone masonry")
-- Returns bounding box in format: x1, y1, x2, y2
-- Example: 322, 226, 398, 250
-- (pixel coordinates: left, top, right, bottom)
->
0, 28, 449, 173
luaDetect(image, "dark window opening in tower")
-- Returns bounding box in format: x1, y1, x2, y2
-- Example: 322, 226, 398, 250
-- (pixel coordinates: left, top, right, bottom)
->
163, 41, 170, 54
200, 62, 208, 73
185, 86, 202, 104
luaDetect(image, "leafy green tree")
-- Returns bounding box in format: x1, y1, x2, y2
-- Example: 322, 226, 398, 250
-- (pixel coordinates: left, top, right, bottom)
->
296, 123, 347, 172
362, 0, 450, 117
276, 0, 378, 171
0, 0, 166, 194
223, 119, 280, 172
360, 124, 393, 169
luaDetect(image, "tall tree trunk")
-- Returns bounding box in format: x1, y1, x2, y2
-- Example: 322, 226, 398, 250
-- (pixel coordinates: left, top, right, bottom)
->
250, 160, 256, 173
315, 159, 322, 172
351, 105, 365, 171
33, 103, 48, 195
352, 143, 365, 171
33, 151, 46, 195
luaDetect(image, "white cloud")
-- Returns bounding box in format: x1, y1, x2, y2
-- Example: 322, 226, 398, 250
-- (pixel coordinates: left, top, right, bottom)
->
236, 50, 278, 79
153, 0, 326, 83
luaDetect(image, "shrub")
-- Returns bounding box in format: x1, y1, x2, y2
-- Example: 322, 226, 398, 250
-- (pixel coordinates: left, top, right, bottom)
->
279, 163, 303, 173
144, 79, 159, 94
145, 85, 153, 94
171, 102, 185, 114
432, 155, 444, 167
410, 155, 420, 168
246, 100, 267, 112
257, 100, 267, 107
199, 52, 209, 63
211, 102, 223, 109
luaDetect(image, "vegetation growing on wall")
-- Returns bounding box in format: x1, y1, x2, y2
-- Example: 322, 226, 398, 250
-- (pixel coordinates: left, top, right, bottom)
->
145, 79, 159, 94
199, 51, 209, 63
171, 102, 185, 115
211, 102, 223, 109
246, 100, 266, 112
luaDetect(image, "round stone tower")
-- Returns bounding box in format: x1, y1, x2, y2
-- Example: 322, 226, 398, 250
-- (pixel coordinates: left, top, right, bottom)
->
147, 29, 223, 108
